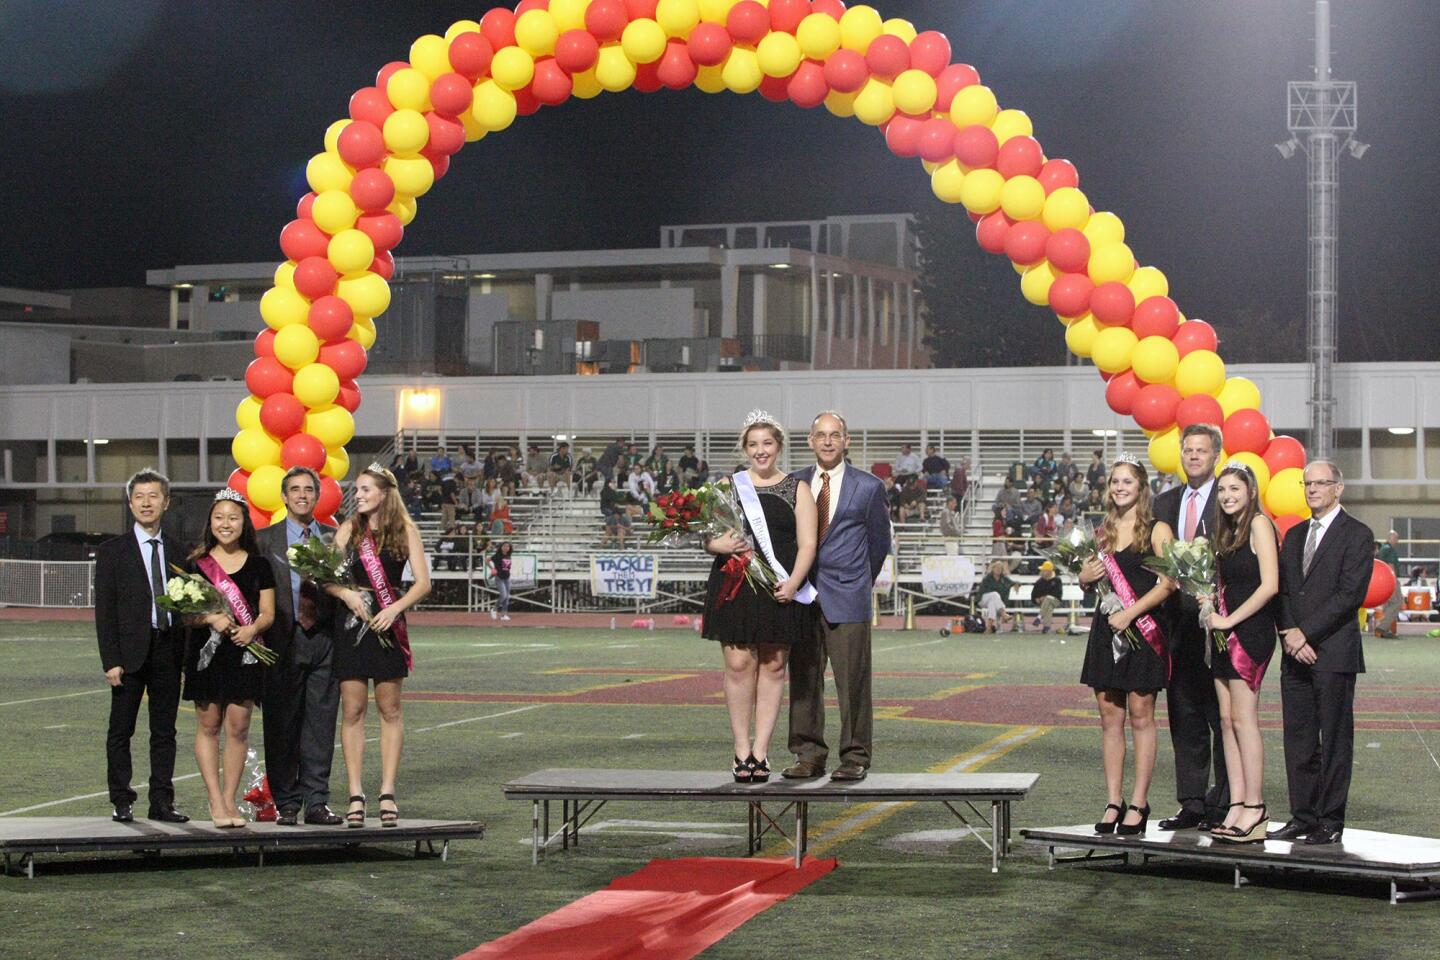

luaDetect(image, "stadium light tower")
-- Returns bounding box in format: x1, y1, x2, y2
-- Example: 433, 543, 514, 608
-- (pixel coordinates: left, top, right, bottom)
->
1277, 0, 1367, 460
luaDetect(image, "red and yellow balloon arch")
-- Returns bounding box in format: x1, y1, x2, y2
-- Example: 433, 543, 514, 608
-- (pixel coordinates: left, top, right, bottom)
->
226, 0, 1312, 532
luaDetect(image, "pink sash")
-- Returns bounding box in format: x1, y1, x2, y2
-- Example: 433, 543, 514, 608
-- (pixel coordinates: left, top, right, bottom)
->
1099, 550, 1170, 681
358, 532, 413, 670
1216, 571, 1268, 692
196, 555, 255, 626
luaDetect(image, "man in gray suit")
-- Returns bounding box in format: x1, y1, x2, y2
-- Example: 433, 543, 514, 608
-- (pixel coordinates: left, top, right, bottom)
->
258, 466, 343, 825
785, 411, 893, 782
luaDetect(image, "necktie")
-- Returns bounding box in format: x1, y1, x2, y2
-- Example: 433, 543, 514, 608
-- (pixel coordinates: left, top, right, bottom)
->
1302, 518, 1321, 577
816, 471, 831, 542
148, 538, 167, 629
297, 525, 319, 631
1183, 490, 1199, 541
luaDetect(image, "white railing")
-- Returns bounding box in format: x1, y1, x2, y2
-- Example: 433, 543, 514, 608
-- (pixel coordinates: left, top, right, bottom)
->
0, 560, 94, 607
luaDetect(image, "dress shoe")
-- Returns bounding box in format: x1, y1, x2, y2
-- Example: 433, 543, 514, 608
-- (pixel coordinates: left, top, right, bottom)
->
112, 802, 134, 823
275, 803, 301, 826
1157, 808, 1204, 831
148, 805, 190, 824
781, 760, 825, 780
830, 762, 868, 782
304, 804, 344, 826
1266, 819, 1311, 841
1304, 825, 1343, 845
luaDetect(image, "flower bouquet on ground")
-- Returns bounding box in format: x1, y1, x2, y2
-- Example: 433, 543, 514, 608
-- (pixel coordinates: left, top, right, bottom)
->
1045, 520, 1142, 651
285, 536, 394, 650
643, 482, 779, 597
156, 566, 278, 667
1144, 536, 1228, 654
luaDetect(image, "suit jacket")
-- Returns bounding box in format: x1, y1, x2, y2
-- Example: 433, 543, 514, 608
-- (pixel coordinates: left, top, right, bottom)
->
1153, 480, 1220, 643
792, 464, 892, 623
257, 520, 338, 660
1277, 509, 1372, 674
94, 530, 187, 673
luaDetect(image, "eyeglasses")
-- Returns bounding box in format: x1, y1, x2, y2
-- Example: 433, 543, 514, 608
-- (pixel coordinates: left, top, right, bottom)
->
1300, 480, 1338, 489
810, 432, 846, 442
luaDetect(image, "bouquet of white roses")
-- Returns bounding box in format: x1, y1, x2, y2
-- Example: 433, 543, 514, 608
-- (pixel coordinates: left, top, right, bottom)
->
1144, 537, 1227, 654
1049, 519, 1144, 652
285, 535, 394, 649
157, 566, 278, 667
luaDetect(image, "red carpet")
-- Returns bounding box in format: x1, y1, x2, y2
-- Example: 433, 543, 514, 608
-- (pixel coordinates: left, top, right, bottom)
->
455, 856, 837, 960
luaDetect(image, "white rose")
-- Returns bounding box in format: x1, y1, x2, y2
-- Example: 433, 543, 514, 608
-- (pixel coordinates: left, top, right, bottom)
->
166, 579, 185, 601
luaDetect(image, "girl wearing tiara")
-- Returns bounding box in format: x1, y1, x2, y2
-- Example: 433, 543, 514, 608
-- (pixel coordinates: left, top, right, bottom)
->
1203, 462, 1280, 842
1077, 453, 1176, 836
330, 463, 430, 827
185, 489, 276, 827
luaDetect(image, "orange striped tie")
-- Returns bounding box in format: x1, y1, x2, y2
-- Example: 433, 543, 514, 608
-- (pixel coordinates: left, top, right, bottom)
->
816, 471, 831, 542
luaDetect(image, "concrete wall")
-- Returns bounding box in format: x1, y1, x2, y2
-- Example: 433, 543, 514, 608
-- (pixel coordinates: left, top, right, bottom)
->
551, 288, 697, 340
0, 328, 70, 385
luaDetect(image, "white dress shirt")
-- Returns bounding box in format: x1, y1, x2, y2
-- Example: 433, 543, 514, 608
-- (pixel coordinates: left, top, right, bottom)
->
133, 522, 165, 628
1307, 504, 1342, 551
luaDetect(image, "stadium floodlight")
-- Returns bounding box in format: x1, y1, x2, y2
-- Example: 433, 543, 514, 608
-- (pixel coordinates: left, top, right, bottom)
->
1274, 137, 1300, 159
1346, 139, 1370, 159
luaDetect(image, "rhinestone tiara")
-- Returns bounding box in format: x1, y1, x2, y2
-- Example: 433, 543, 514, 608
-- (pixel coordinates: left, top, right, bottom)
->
1113, 452, 1143, 468
742, 409, 781, 430
1221, 459, 1256, 477
215, 488, 247, 504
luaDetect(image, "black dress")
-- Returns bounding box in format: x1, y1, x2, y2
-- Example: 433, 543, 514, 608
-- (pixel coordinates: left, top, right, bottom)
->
1080, 547, 1168, 692
333, 547, 410, 682
1213, 543, 1278, 685
184, 554, 274, 705
702, 474, 815, 647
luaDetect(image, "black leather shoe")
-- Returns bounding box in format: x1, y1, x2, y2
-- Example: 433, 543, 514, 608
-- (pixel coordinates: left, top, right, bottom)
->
1266, 819, 1310, 841
275, 803, 301, 826
1158, 808, 1204, 831
304, 804, 344, 826
1304, 825, 1343, 845
148, 805, 190, 824
112, 802, 134, 823
781, 760, 825, 780
830, 762, 868, 782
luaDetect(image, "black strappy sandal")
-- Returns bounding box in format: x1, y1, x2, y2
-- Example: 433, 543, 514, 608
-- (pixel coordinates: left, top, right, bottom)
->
748, 755, 771, 784
732, 756, 754, 783
378, 793, 399, 827
346, 794, 366, 829
1203, 801, 1244, 835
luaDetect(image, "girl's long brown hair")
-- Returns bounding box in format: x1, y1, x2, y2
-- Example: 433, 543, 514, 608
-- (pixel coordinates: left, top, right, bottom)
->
1212, 464, 1261, 557
1100, 460, 1156, 555
344, 466, 414, 559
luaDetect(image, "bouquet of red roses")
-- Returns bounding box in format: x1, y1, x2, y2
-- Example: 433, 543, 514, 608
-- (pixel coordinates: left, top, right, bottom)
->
643, 481, 779, 599
644, 490, 705, 539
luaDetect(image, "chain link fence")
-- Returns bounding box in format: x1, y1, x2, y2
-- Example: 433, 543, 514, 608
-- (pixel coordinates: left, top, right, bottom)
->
0, 560, 94, 607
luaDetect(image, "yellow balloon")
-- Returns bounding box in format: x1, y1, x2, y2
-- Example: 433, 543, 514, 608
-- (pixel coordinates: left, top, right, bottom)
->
382, 109, 429, 155
657, 0, 701, 37
233, 428, 282, 473
1131, 336, 1180, 385
1175, 350, 1227, 398
1222, 451, 1272, 498
959, 168, 1005, 215
260, 286, 310, 330
337, 272, 391, 319
274, 260, 296, 291
1083, 211, 1126, 246
1148, 427, 1181, 475
853, 78, 895, 126
270, 505, 289, 525
596, 43, 639, 91
1088, 241, 1136, 285
306, 151, 353, 194
881, 18, 918, 43
797, 12, 842, 59
621, 18, 667, 64
1128, 265, 1169, 303
409, 34, 453, 80
1041, 187, 1090, 231
472, 80, 518, 131
1091, 326, 1139, 374
389, 195, 418, 226
838, 5, 884, 53
1020, 262, 1057, 306
1216, 377, 1263, 420
386, 68, 431, 112
311, 190, 359, 234
323, 446, 351, 482
248, 464, 287, 513
694, 64, 726, 94
348, 315, 378, 350
949, 84, 998, 128
273, 324, 321, 371
930, 160, 966, 203
823, 89, 858, 117
757, 31, 803, 78
491, 46, 536, 91
305, 405, 356, 449
722, 47, 763, 94
292, 362, 341, 408
323, 119, 351, 155
515, 10, 560, 56
549, 0, 589, 32
384, 155, 436, 198
990, 108, 1033, 144
459, 106, 485, 141
445, 20, 482, 42
1065, 313, 1102, 358
572, 67, 605, 98
920, 158, 938, 175
1000, 175, 1046, 221
892, 69, 938, 115
236, 395, 263, 432
698, 0, 736, 23
1265, 467, 1310, 519
327, 229, 376, 276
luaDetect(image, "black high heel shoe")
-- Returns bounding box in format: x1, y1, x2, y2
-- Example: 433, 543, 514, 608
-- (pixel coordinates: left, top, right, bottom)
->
378, 793, 399, 828
1202, 801, 1244, 835
1094, 802, 1124, 834
748, 755, 771, 784
1214, 803, 1268, 843
1115, 803, 1150, 836
732, 755, 754, 783
345, 794, 366, 829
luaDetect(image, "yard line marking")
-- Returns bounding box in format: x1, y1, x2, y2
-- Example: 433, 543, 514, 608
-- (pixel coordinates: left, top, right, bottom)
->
623, 733, 647, 739
0, 688, 107, 708
876, 638, 946, 653
412, 704, 545, 733
44, 724, 70, 730
500, 732, 525, 739
0, 773, 203, 817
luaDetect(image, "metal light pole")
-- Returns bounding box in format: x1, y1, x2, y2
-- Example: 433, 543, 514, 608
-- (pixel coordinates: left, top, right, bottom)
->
1275, 0, 1368, 461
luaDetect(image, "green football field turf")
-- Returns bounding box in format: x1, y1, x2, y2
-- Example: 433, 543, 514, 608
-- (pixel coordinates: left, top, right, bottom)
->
2, 619, 1439, 959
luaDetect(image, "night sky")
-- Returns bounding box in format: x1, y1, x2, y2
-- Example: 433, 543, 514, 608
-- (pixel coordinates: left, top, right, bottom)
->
2, 0, 1436, 361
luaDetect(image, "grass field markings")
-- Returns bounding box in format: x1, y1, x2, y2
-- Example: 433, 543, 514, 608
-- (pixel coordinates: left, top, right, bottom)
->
875, 638, 947, 653
623, 733, 646, 739
0, 772, 203, 817
0, 688, 108, 708
468, 642, 557, 648
44, 724, 69, 730
500, 732, 525, 739
411, 704, 545, 733
915, 683, 987, 702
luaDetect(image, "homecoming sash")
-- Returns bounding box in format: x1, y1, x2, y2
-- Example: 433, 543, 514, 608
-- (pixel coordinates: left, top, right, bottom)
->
1216, 571, 1268, 692
195, 555, 259, 669
358, 532, 413, 670
1098, 550, 1169, 681
732, 472, 816, 605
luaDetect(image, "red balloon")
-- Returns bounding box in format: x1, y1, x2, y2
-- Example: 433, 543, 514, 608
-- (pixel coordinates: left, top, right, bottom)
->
430, 72, 475, 117
916, 117, 955, 162
260, 393, 307, 439
687, 22, 732, 66
337, 121, 386, 168
1273, 514, 1306, 543
356, 212, 403, 253
480, 8, 518, 49
1003, 221, 1049, 266
294, 257, 338, 300
1037, 158, 1079, 194
348, 86, 394, 128
884, 114, 925, 157
308, 296, 354, 342
1133, 384, 1182, 432
350, 168, 396, 213
1172, 319, 1218, 357
934, 62, 980, 111
811, 0, 845, 18
249, 505, 273, 529
517, 0, 551, 16
419, 151, 449, 181
1106, 370, 1143, 416
1263, 435, 1307, 477
585, 0, 629, 41
281, 433, 328, 471
1045, 228, 1090, 274
1090, 282, 1136, 327
1175, 393, 1224, 431
279, 219, 331, 263
953, 124, 998, 168
634, 60, 664, 94
531, 58, 574, 104
864, 34, 909, 78
556, 29, 600, 72
317, 476, 344, 519
369, 250, 396, 281
823, 49, 868, 93
227, 468, 250, 499
1132, 296, 1180, 340
514, 86, 541, 115
1223, 408, 1271, 455
996, 136, 1044, 179
726, 1, 770, 44
296, 192, 317, 220
424, 111, 466, 155
759, 70, 792, 98
254, 328, 277, 359
624, 0, 659, 18
1048, 274, 1093, 318
1364, 558, 1397, 609
319, 339, 368, 381
336, 379, 362, 413
375, 61, 409, 90
908, 31, 952, 76
787, 60, 829, 108
245, 357, 294, 399
768, 0, 812, 33
448, 32, 494, 81
974, 211, 1012, 255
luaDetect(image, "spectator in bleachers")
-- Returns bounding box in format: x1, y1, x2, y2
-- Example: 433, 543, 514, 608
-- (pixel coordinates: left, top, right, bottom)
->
922, 444, 950, 489
695, 458, 711, 486
522, 444, 546, 489
948, 457, 970, 502
624, 442, 643, 472
430, 446, 453, 477
1056, 451, 1078, 487
496, 453, 518, 496
1034, 502, 1061, 547
1031, 448, 1058, 486
1068, 471, 1088, 502
1084, 486, 1105, 518
992, 507, 1007, 539
940, 494, 963, 555
403, 479, 424, 520
389, 454, 410, 486
994, 477, 1021, 515
893, 443, 922, 484
626, 463, 654, 507
458, 450, 482, 483
882, 474, 900, 520
457, 477, 484, 522
1031, 560, 1064, 634
599, 476, 631, 547
547, 442, 572, 493
678, 445, 700, 486
1086, 449, 1107, 490
1018, 487, 1044, 528
646, 444, 670, 483
469, 520, 487, 559
439, 473, 460, 527
489, 495, 512, 537
434, 523, 466, 571
1058, 493, 1077, 522
421, 475, 443, 514
978, 560, 1017, 633
574, 448, 600, 495
482, 447, 501, 483
898, 475, 928, 523
597, 438, 625, 483
400, 450, 419, 479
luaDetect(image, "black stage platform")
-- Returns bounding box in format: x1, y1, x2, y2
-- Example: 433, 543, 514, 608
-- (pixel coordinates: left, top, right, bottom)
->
1022, 824, 1440, 905
0, 816, 484, 879
503, 768, 1039, 871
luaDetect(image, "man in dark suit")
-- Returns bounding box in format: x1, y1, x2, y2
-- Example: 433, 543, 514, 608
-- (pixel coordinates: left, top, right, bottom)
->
785, 411, 893, 782
1269, 460, 1373, 845
1151, 423, 1229, 830
257, 466, 344, 826
94, 469, 189, 823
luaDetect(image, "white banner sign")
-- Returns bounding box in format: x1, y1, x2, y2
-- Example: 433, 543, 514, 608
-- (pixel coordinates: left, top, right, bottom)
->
921, 555, 977, 597
873, 555, 896, 593
590, 553, 659, 598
